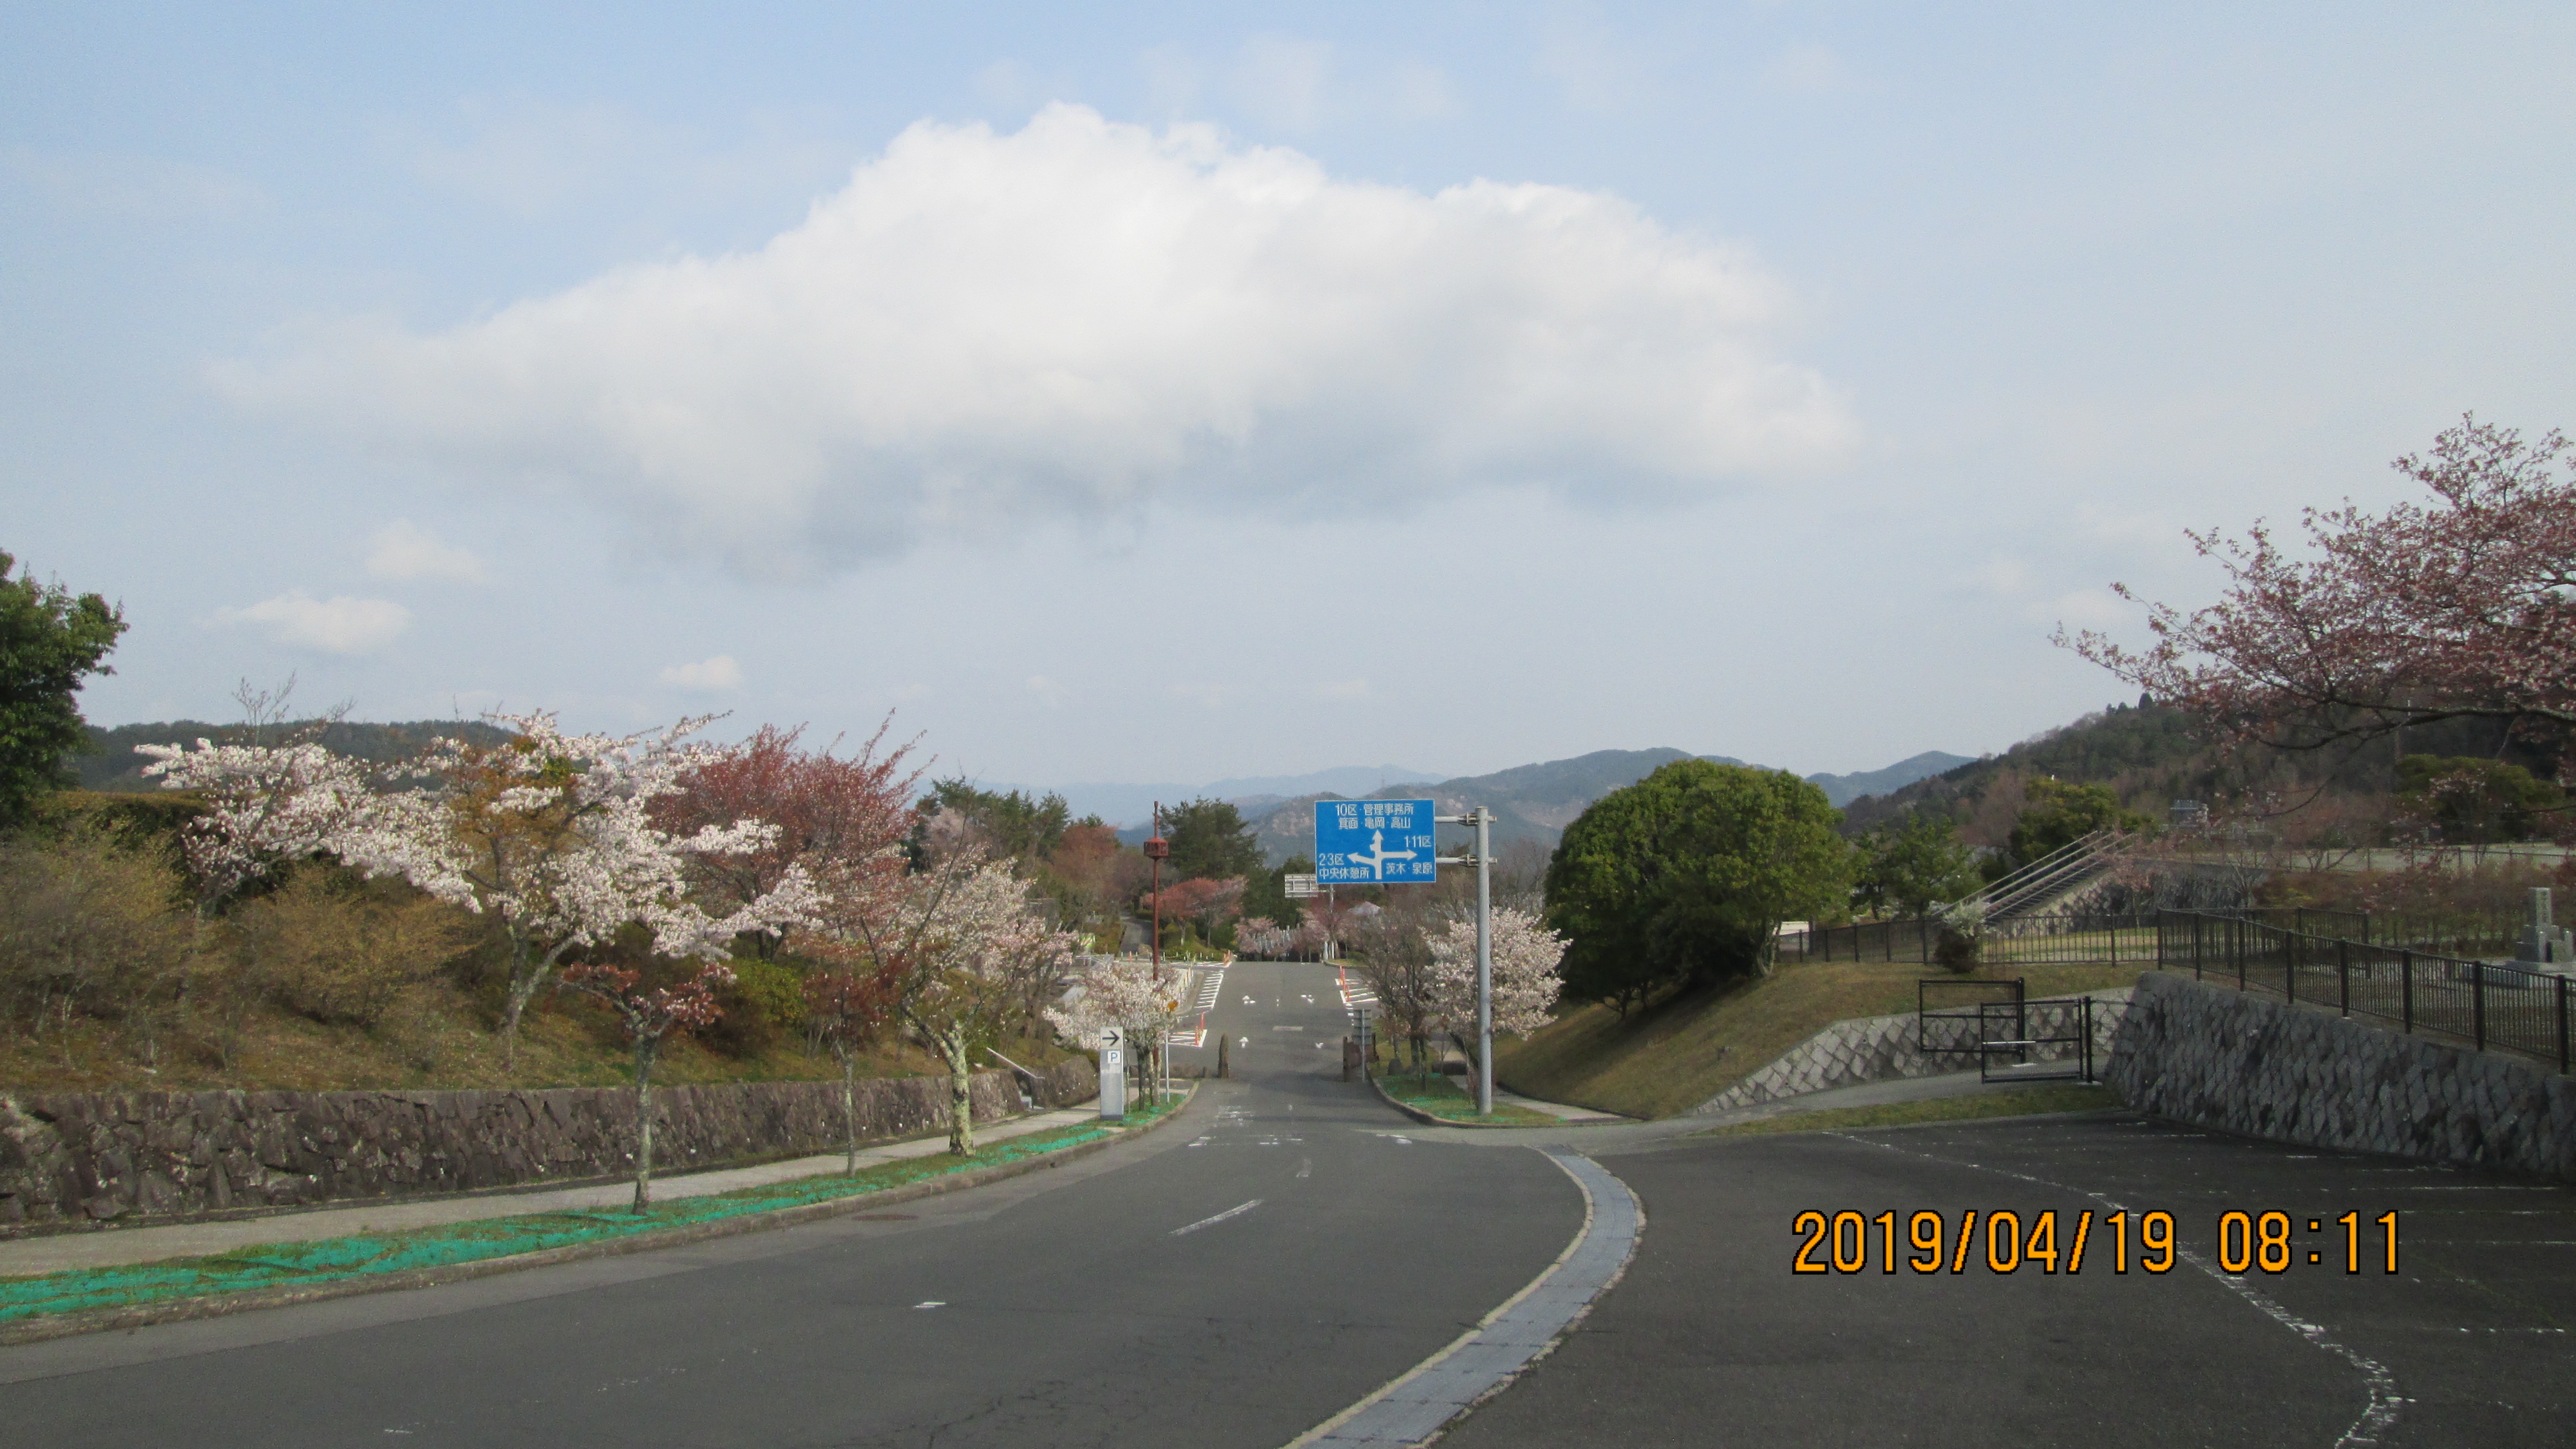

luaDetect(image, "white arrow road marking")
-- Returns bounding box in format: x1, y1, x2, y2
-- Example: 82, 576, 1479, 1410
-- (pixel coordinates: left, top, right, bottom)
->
1172, 1199, 1263, 1236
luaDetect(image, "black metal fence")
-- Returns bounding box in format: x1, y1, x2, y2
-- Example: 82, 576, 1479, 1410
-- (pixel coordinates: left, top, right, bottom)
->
2206, 906, 2538, 963
2157, 910, 2573, 1075
1796, 912, 2157, 967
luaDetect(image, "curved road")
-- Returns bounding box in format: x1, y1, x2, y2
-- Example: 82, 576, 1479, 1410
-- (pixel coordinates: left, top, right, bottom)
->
11, 960, 2566, 1447
0, 962, 1585, 1448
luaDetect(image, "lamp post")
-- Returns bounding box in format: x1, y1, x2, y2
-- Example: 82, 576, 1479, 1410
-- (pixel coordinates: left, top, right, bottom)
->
1144, 804, 1171, 1105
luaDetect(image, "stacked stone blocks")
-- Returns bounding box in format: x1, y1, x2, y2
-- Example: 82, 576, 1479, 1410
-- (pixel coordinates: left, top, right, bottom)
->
2107, 972, 2575, 1180
0, 1057, 1096, 1229
1692, 989, 2132, 1115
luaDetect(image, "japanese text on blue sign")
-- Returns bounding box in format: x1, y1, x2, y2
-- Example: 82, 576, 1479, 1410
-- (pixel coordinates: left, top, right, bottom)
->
1314, 798, 1438, 884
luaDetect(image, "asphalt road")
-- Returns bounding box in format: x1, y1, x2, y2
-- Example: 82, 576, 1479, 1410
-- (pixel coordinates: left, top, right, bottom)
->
1434, 1111, 2576, 1449
13, 963, 2568, 1449
0, 961, 1583, 1448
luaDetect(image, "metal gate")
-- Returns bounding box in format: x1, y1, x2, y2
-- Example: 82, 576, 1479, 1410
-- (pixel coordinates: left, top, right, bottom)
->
1919, 978, 2024, 1057
1975, 995, 2099, 1084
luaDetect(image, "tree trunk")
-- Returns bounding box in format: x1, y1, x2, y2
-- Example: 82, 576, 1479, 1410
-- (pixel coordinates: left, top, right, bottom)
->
944, 1034, 975, 1157
498, 934, 547, 1070
631, 1034, 660, 1213
840, 1048, 859, 1175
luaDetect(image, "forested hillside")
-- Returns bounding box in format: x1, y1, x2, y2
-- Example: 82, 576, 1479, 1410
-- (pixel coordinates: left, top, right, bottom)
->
75, 719, 515, 792
1836, 697, 2559, 848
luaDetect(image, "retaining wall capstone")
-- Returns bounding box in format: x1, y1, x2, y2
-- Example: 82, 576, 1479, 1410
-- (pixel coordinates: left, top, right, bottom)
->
2105, 972, 2576, 1180
0, 1058, 1095, 1230
1690, 990, 2131, 1116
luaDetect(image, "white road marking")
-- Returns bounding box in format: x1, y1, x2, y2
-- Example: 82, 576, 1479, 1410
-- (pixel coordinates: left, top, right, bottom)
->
1172, 1199, 1263, 1236
913, 1301, 945, 1310
1296, 1158, 1313, 1178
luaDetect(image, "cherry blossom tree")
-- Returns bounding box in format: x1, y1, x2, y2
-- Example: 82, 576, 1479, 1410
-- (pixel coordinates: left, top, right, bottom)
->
148, 714, 820, 1064
136, 737, 397, 915
811, 851, 1072, 1155
1234, 916, 1292, 959
1427, 907, 1568, 1074
1046, 953, 1186, 1101
1351, 915, 1441, 1071
2064, 418, 2575, 773
1041, 821, 1127, 935
804, 965, 898, 1172
557, 961, 731, 1211
652, 718, 921, 959
1149, 876, 1244, 944
394, 713, 820, 1064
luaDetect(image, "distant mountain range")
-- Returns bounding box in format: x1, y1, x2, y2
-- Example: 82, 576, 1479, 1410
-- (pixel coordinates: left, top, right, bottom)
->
1050, 766, 1446, 829
1805, 752, 1977, 808
1223, 746, 1977, 865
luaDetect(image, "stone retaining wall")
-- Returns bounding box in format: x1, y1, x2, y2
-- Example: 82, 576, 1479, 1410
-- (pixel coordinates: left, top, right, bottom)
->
2105, 973, 2576, 1180
0, 1057, 1095, 1229
1690, 990, 2131, 1116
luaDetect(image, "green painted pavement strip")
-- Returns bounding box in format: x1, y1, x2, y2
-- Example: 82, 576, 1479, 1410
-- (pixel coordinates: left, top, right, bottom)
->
0, 1104, 1176, 1326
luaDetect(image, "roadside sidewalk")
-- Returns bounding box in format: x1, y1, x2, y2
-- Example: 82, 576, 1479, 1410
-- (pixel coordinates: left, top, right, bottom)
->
1494, 1088, 1625, 1123
0, 1106, 1098, 1278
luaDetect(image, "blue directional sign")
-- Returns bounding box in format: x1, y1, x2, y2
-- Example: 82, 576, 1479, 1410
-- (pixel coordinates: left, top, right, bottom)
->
1314, 798, 1438, 884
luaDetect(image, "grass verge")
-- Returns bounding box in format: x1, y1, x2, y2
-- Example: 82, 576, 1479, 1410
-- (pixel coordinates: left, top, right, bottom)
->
1494, 959, 2145, 1121
0, 1100, 1178, 1330
1694, 1084, 2123, 1139
1375, 1071, 1562, 1126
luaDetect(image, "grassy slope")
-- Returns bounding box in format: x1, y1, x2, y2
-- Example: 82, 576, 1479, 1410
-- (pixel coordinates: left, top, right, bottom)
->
1494, 960, 2147, 1121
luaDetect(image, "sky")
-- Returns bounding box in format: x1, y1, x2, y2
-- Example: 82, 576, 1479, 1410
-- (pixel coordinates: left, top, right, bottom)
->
8, 3, 2573, 795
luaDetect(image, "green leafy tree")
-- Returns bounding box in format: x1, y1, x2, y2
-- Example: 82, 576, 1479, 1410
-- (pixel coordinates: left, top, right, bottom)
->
1161, 796, 1261, 882
1239, 854, 1310, 928
914, 780, 1070, 864
1545, 761, 1853, 1015
2006, 777, 2151, 866
2395, 755, 2564, 843
1855, 814, 1983, 917
0, 550, 127, 828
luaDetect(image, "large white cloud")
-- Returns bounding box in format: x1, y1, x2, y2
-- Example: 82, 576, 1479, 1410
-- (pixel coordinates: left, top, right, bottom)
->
217, 105, 1850, 575
217, 591, 411, 654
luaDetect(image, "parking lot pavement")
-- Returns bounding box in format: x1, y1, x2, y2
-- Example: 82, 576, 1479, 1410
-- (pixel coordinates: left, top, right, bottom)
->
1440, 1112, 2574, 1449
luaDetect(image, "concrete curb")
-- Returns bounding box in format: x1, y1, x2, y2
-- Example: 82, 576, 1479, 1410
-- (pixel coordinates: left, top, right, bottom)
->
0, 1088, 1197, 1348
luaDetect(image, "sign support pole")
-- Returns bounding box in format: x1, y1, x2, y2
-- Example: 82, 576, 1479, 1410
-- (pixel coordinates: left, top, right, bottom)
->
1475, 806, 1494, 1117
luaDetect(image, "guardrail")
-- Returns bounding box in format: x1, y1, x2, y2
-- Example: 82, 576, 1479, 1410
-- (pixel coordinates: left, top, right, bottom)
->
2156, 910, 2573, 1074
